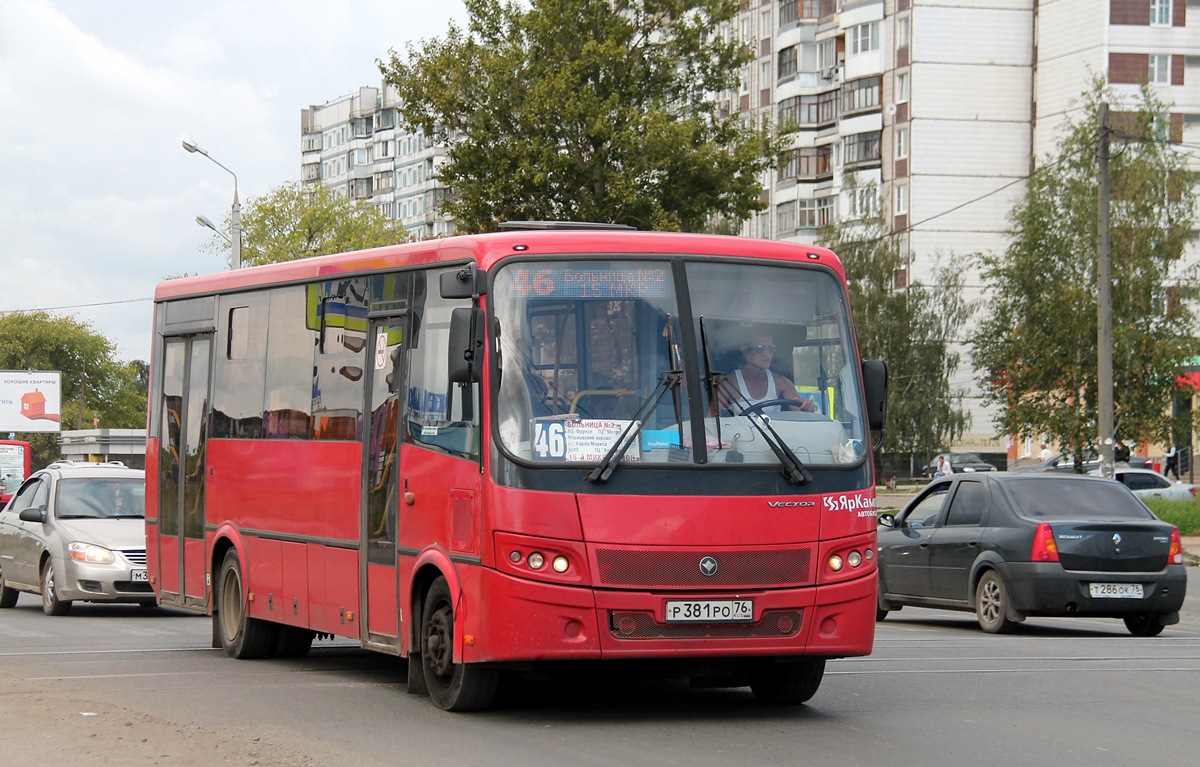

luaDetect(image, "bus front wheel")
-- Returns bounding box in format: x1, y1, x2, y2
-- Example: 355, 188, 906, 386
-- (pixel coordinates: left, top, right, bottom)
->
217, 549, 278, 659
748, 658, 825, 704
420, 576, 499, 711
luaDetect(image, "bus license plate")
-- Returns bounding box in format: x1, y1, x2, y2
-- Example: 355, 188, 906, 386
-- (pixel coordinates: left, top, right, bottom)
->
131, 569, 148, 582
664, 599, 753, 623
1089, 583, 1142, 599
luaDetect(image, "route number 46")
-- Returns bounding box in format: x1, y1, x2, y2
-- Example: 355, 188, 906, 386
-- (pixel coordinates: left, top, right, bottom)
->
533, 421, 567, 459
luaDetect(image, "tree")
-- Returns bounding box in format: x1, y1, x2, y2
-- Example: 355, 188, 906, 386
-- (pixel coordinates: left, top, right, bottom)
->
379, 0, 782, 232
973, 80, 1200, 464
820, 187, 971, 458
0, 312, 147, 470
205, 182, 405, 266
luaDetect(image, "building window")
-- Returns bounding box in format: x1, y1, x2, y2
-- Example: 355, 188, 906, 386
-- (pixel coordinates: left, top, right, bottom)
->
846, 187, 878, 220
896, 127, 909, 159
894, 183, 909, 215
798, 197, 834, 228
818, 38, 837, 70
844, 131, 882, 169
848, 22, 879, 55
896, 72, 910, 103
1149, 54, 1171, 85
777, 201, 798, 234
778, 46, 798, 80
779, 92, 838, 129
780, 0, 797, 25
1151, 0, 1172, 26
842, 76, 882, 115
897, 16, 910, 48
778, 146, 833, 181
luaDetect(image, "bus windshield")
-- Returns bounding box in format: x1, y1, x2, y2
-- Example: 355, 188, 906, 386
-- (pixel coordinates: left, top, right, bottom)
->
492, 258, 866, 468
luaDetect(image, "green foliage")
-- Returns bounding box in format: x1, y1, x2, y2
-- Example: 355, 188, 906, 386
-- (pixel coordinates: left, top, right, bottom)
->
0, 312, 147, 470
820, 185, 971, 455
379, 0, 782, 232
1141, 496, 1200, 536
973, 80, 1200, 454
205, 182, 405, 266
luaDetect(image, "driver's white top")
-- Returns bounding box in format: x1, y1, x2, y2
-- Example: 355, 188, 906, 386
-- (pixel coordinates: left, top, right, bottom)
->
733, 368, 780, 412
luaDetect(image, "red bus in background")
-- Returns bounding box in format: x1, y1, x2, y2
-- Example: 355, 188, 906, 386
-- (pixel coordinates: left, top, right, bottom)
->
0, 440, 32, 505
145, 224, 888, 711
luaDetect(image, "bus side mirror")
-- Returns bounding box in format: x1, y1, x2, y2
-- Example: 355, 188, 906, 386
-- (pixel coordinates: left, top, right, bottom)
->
862, 359, 888, 432
448, 307, 485, 384
440, 266, 487, 299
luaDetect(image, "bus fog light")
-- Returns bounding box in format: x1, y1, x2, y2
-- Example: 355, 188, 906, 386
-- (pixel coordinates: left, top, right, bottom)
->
552, 556, 569, 573
828, 554, 844, 572
527, 552, 545, 570
509, 550, 522, 563
864, 548, 874, 560
848, 550, 862, 567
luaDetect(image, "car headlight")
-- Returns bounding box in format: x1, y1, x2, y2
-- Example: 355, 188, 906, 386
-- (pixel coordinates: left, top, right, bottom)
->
68, 542, 115, 564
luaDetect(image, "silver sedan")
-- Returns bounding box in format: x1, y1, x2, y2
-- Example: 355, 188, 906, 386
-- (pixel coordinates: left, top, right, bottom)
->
0, 461, 150, 615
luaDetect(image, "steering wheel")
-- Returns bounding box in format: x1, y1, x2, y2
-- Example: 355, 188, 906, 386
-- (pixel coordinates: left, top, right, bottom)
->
736, 398, 800, 416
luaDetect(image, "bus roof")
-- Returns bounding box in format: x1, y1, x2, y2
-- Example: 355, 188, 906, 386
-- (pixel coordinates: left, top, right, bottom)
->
155, 229, 844, 301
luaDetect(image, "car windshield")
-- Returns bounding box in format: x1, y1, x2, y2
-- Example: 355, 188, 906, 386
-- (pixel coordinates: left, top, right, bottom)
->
1003, 478, 1153, 520
55, 478, 145, 519
953, 453, 985, 463
491, 258, 866, 469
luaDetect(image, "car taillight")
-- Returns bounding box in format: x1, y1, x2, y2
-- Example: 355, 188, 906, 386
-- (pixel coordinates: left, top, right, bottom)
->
1169, 527, 1183, 565
1031, 523, 1059, 562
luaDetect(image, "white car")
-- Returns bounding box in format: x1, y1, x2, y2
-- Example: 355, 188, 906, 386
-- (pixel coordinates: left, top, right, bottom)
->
1089, 467, 1197, 502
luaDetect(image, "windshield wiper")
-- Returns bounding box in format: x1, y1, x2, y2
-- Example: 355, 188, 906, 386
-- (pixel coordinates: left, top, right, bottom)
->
585, 370, 682, 484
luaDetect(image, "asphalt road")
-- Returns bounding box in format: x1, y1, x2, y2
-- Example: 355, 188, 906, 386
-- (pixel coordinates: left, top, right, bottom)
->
1, 569, 1198, 766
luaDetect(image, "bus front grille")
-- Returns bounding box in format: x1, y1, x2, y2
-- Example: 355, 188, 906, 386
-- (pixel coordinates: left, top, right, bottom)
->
594, 547, 814, 589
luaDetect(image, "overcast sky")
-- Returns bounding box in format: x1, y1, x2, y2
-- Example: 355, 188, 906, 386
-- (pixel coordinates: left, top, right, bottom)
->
0, 0, 467, 363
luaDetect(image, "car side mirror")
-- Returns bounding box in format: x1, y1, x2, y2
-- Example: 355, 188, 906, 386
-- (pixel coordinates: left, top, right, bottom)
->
877, 513, 896, 528
19, 507, 45, 523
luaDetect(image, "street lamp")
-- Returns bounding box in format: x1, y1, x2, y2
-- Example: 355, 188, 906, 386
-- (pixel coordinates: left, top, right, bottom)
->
182, 137, 242, 269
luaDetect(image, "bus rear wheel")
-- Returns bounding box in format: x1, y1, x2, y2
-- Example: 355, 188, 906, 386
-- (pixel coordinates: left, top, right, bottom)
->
217, 549, 278, 659
420, 576, 499, 711
748, 658, 825, 704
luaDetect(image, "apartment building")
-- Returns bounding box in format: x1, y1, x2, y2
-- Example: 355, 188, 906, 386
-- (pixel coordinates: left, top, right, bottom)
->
725, 0, 1200, 456
300, 83, 456, 240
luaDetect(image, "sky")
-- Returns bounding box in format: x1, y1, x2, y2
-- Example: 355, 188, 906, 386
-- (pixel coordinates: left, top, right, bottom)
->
0, 0, 468, 363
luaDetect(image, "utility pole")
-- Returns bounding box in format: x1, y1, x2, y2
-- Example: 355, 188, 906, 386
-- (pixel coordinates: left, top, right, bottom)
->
1097, 102, 1114, 478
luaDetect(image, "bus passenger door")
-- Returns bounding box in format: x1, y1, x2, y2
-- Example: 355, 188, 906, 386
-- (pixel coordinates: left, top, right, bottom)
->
362, 317, 405, 650
155, 334, 212, 609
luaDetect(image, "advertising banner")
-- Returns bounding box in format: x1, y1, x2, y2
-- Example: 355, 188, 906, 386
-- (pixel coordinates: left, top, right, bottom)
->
0, 370, 62, 433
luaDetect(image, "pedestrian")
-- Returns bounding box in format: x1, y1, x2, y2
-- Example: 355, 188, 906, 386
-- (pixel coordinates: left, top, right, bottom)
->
934, 454, 950, 478
1165, 443, 1180, 479
1039, 443, 1052, 463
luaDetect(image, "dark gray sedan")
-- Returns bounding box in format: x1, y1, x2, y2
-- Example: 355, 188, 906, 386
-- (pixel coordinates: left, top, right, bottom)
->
876, 473, 1186, 636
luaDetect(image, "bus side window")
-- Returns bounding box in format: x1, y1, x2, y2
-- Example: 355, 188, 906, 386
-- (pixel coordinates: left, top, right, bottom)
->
406, 270, 480, 461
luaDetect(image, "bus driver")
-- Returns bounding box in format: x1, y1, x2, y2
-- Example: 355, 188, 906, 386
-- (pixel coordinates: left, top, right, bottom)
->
718, 333, 817, 415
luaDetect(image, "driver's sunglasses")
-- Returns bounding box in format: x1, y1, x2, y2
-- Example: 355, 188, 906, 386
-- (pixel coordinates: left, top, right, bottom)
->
750, 344, 777, 354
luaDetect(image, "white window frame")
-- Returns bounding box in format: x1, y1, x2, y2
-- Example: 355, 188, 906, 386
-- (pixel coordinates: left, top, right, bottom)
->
1149, 54, 1170, 85
895, 127, 909, 160
894, 183, 909, 216
849, 22, 879, 56
896, 73, 910, 103
1151, 0, 1172, 27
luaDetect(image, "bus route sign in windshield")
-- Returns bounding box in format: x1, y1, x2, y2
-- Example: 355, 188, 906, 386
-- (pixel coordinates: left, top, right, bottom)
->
506, 265, 670, 299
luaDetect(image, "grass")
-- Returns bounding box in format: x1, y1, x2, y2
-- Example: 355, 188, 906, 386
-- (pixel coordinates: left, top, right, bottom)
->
1141, 497, 1200, 536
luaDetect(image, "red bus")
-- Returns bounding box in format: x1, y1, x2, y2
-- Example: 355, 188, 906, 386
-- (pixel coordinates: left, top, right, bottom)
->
0, 440, 32, 505
146, 224, 888, 711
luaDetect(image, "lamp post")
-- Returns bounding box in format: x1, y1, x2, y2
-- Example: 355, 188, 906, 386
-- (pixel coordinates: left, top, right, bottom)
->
182, 137, 242, 269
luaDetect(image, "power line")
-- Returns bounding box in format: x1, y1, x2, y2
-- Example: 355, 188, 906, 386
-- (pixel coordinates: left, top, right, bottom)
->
0, 296, 152, 317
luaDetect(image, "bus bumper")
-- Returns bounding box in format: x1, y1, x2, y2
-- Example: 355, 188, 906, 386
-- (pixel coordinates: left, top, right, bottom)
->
468, 568, 875, 663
